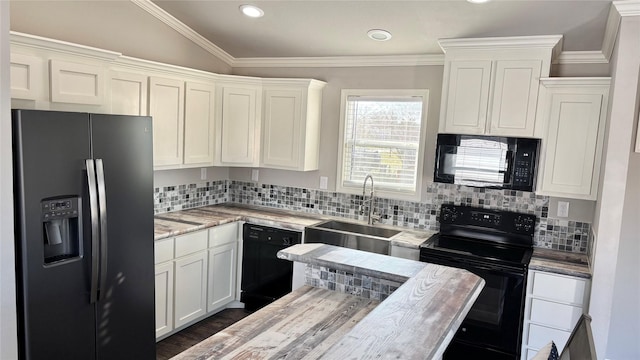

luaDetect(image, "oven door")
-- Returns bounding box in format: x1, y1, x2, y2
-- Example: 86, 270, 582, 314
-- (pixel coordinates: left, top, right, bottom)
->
421, 254, 526, 359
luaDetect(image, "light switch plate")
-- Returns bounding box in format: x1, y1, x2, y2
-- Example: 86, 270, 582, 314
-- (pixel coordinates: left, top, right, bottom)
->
251, 169, 259, 182
319, 176, 328, 190
557, 201, 570, 217
200, 168, 207, 180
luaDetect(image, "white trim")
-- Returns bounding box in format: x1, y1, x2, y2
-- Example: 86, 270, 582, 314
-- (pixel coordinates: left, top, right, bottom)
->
232, 54, 445, 68
10, 31, 120, 62
601, 4, 622, 63
539, 77, 612, 87
555, 51, 608, 65
130, 0, 235, 66
438, 35, 563, 53
614, 0, 640, 16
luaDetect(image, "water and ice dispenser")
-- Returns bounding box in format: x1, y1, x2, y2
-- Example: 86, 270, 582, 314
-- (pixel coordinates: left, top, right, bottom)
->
41, 196, 82, 264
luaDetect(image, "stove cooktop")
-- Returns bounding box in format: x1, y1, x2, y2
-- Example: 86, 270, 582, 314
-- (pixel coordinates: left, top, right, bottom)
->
420, 233, 533, 269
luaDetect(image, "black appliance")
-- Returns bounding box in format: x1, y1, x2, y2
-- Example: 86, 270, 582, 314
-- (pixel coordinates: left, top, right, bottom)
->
420, 204, 536, 360
12, 109, 155, 359
434, 134, 540, 192
240, 223, 301, 311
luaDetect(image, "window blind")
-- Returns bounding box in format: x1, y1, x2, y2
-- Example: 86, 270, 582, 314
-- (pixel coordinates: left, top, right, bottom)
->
341, 95, 424, 192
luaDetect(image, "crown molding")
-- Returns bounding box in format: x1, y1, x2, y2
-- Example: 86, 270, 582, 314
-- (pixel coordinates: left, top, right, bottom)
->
232, 54, 445, 68
555, 51, 609, 64
540, 77, 612, 87
10, 31, 121, 61
614, 0, 640, 16
130, 0, 235, 66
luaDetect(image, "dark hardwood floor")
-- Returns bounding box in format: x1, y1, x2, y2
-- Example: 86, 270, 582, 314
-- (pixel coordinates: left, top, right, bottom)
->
156, 308, 252, 360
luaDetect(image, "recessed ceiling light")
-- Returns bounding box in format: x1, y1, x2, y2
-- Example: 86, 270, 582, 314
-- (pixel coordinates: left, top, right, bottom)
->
467, 0, 491, 3
367, 29, 392, 42
239, 4, 264, 18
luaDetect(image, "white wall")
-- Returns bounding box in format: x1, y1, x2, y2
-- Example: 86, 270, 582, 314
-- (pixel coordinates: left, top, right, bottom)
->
154, 166, 229, 188
0, 1, 18, 358
590, 12, 640, 360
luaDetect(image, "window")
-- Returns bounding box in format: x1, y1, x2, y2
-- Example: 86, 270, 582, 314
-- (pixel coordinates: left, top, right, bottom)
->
337, 89, 429, 200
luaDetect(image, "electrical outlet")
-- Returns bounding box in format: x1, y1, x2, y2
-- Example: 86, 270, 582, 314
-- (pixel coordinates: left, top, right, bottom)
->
200, 168, 207, 180
319, 176, 328, 190
557, 201, 570, 217
251, 169, 259, 182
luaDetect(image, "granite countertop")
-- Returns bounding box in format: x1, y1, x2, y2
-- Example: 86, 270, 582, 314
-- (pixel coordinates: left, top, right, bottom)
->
154, 204, 436, 249
530, 248, 591, 279
172, 244, 485, 360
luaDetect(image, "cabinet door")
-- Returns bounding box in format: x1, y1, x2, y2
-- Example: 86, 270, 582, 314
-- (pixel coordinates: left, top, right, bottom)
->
207, 242, 237, 312
109, 71, 148, 116
155, 262, 174, 339
489, 60, 542, 137
50, 59, 104, 105
261, 88, 303, 169
174, 251, 208, 328
539, 93, 606, 199
442, 60, 492, 134
184, 82, 215, 166
218, 86, 259, 166
149, 77, 185, 168
10, 53, 43, 100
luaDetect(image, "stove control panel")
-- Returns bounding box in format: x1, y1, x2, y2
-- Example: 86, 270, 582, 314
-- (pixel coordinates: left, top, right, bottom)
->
439, 204, 536, 237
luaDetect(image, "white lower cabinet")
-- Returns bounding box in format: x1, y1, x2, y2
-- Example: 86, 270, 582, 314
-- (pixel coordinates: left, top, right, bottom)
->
174, 251, 208, 328
154, 222, 240, 340
521, 270, 590, 358
207, 243, 238, 312
154, 261, 174, 338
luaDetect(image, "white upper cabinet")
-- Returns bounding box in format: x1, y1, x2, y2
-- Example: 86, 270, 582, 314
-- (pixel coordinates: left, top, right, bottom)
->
439, 36, 562, 137
214, 78, 262, 167
149, 76, 185, 168
109, 71, 148, 116
50, 59, 105, 105
536, 78, 610, 200
184, 82, 216, 167
261, 79, 326, 171
10, 53, 43, 100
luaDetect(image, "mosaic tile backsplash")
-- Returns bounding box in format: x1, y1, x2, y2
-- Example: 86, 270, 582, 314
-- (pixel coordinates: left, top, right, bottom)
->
154, 180, 228, 214
154, 179, 590, 253
305, 264, 401, 301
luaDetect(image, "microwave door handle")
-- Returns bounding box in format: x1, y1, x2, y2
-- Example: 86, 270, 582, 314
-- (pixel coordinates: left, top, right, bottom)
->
504, 150, 513, 185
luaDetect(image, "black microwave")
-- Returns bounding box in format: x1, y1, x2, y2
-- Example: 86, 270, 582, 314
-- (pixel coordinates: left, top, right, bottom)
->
434, 134, 540, 192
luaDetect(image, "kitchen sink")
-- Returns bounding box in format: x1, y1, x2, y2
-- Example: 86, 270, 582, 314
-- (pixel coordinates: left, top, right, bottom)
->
304, 220, 401, 255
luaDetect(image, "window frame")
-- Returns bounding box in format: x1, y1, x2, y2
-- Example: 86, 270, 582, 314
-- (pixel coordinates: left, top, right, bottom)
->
336, 89, 430, 201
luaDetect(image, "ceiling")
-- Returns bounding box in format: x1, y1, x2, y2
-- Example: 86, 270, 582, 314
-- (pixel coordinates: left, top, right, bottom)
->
151, 0, 613, 59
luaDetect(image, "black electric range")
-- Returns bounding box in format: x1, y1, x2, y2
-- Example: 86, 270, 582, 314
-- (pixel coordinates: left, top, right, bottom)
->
420, 204, 536, 360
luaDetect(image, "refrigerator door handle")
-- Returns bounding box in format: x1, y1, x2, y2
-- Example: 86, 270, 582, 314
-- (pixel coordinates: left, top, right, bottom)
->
86, 159, 100, 304
96, 159, 108, 302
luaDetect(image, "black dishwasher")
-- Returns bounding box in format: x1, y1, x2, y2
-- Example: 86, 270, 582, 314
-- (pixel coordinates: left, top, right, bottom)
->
241, 223, 301, 310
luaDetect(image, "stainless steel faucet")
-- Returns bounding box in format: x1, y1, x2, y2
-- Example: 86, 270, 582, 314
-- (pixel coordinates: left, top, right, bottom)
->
360, 174, 379, 225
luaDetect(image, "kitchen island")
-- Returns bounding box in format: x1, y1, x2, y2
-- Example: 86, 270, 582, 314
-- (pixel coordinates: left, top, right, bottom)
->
171, 243, 485, 360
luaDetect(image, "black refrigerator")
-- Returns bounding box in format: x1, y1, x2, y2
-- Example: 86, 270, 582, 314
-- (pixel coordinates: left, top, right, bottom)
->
12, 109, 156, 360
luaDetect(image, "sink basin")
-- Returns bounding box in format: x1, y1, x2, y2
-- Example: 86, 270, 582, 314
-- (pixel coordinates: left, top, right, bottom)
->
304, 220, 400, 255
314, 220, 400, 239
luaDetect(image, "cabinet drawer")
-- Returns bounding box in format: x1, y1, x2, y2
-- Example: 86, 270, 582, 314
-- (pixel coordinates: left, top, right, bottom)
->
175, 230, 208, 258
532, 271, 586, 304
527, 323, 571, 351
155, 238, 174, 264
530, 298, 583, 331
208, 222, 238, 248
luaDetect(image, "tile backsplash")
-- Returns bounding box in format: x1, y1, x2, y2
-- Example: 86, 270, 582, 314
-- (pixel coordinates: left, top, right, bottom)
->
305, 264, 401, 301
154, 179, 590, 253
154, 180, 228, 214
